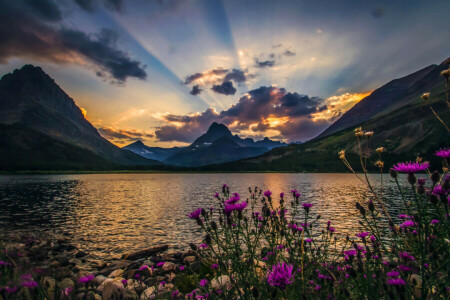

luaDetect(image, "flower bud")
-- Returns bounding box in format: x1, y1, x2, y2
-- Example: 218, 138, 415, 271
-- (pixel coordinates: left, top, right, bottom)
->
389, 169, 398, 179
417, 185, 425, 195
407, 173, 416, 185
205, 234, 212, 245
211, 221, 218, 231
368, 201, 375, 212
431, 171, 440, 184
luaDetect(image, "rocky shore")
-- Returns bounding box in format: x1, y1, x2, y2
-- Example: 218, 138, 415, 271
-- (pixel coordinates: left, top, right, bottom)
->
0, 233, 227, 299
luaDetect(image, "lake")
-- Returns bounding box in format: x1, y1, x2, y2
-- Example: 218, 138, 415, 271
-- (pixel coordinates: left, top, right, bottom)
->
0, 173, 414, 260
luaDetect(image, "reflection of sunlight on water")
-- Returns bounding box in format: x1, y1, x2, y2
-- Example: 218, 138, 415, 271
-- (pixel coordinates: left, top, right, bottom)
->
0, 173, 416, 260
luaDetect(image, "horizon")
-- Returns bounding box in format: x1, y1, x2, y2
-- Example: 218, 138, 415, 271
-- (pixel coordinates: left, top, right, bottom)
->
1, 0, 449, 147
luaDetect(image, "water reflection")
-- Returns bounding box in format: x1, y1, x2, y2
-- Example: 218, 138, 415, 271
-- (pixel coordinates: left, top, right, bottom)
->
0, 173, 415, 259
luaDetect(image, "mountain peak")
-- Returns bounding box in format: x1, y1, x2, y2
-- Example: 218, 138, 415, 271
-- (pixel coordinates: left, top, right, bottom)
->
130, 140, 145, 146
207, 122, 231, 135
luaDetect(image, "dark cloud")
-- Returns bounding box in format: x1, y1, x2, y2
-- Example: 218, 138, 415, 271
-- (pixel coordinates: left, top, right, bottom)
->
24, 0, 62, 22
74, 0, 124, 12
190, 84, 202, 95
0, 1, 147, 83
211, 81, 236, 95
59, 28, 147, 82
97, 126, 154, 143
74, 0, 96, 12
284, 49, 296, 56
223, 68, 247, 83
255, 59, 275, 68
155, 86, 328, 143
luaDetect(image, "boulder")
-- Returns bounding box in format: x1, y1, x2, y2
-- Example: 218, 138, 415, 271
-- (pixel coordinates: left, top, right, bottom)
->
108, 269, 124, 278
100, 279, 125, 300
140, 287, 156, 300
211, 275, 231, 290
183, 256, 196, 264
95, 275, 107, 285
98, 261, 132, 276
162, 262, 176, 272
122, 245, 168, 260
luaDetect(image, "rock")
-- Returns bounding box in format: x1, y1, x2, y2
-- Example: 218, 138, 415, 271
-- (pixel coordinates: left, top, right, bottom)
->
211, 275, 231, 290
122, 245, 169, 260
75, 251, 87, 258
161, 254, 175, 261
108, 269, 124, 278
126, 279, 146, 290
189, 261, 201, 272
91, 260, 107, 269
172, 252, 183, 260
43, 276, 56, 300
95, 275, 107, 285
50, 261, 60, 268
162, 262, 177, 272
59, 278, 75, 291
54, 267, 73, 279
98, 260, 132, 276
158, 282, 174, 293
140, 287, 156, 300
182, 250, 196, 258
100, 279, 125, 300
56, 255, 70, 267
166, 272, 176, 283
183, 256, 196, 264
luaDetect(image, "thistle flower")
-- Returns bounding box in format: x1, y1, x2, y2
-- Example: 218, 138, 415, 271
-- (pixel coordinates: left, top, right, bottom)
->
267, 262, 295, 289
211, 264, 219, 269
343, 250, 357, 257
224, 201, 247, 216
157, 262, 165, 267
435, 148, 450, 159
264, 190, 272, 198
171, 290, 179, 298
421, 92, 430, 100
354, 127, 364, 137
430, 219, 439, 225
375, 161, 384, 168
364, 131, 374, 138
441, 68, 450, 79
199, 279, 208, 286
187, 208, 202, 219
338, 150, 345, 160
302, 203, 313, 209
399, 251, 415, 260
375, 147, 384, 154
387, 278, 406, 286
79, 274, 94, 284
387, 271, 400, 278
392, 161, 430, 173
21, 280, 38, 288
356, 232, 369, 238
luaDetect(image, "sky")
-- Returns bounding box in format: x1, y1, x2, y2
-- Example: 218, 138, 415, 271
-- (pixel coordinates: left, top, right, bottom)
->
0, 0, 449, 147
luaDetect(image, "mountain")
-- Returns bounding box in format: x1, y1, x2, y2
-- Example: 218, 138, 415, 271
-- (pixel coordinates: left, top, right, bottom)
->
156, 122, 285, 166
319, 59, 450, 138
199, 58, 450, 172
0, 65, 161, 169
123, 140, 183, 162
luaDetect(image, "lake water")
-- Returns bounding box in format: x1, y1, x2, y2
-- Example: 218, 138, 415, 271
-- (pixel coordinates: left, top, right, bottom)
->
0, 173, 414, 260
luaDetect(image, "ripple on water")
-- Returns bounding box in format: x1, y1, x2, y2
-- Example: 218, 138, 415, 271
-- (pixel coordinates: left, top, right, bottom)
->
0, 173, 416, 259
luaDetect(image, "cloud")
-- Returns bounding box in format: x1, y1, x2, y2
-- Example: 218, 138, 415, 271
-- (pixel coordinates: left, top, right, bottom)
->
184, 68, 228, 84
74, 0, 124, 12
155, 86, 330, 143
223, 68, 247, 83
255, 59, 275, 68
284, 50, 296, 57
0, 1, 146, 83
211, 81, 236, 95
190, 84, 202, 95
97, 126, 154, 144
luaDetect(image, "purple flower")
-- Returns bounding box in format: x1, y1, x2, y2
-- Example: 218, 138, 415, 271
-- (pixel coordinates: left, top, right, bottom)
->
356, 232, 369, 238
387, 278, 406, 286
398, 265, 413, 272
0, 260, 11, 266
21, 280, 38, 288
280, 192, 284, 199
344, 250, 357, 257
399, 251, 415, 261
198, 243, 208, 249
431, 185, 446, 196
264, 190, 272, 198
160, 281, 166, 286
435, 148, 450, 159
139, 265, 149, 271
397, 214, 411, 219
387, 271, 400, 278
329, 227, 336, 232
267, 262, 295, 289
5, 286, 18, 294
222, 184, 228, 188
305, 238, 312, 243
401, 220, 416, 227
199, 279, 208, 286
180, 266, 185, 271
302, 203, 313, 209
295, 192, 301, 198
391, 162, 429, 174
211, 264, 219, 269
79, 274, 94, 284
430, 219, 439, 225
171, 290, 179, 298
121, 279, 128, 285
187, 208, 202, 219
214, 192, 219, 198
224, 201, 247, 216
417, 178, 426, 186
157, 262, 165, 267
